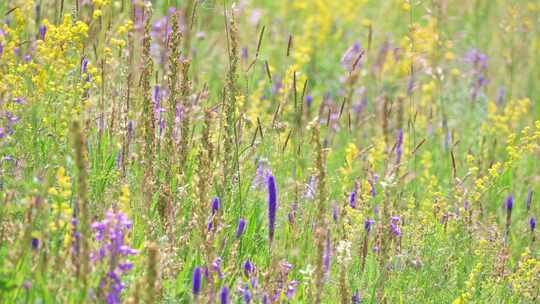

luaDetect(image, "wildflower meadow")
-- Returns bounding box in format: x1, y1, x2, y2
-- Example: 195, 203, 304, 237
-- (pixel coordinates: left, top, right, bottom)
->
2, 0, 540, 303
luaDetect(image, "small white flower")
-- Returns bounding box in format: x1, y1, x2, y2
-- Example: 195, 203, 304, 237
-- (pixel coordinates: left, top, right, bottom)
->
336, 240, 352, 265
299, 264, 315, 285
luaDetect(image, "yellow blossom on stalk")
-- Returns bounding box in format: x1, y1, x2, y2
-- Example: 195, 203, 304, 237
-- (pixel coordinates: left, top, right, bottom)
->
235, 95, 246, 117
119, 184, 131, 215
343, 205, 365, 238
401, 1, 411, 12
93, 10, 103, 19
117, 20, 134, 36
92, 0, 110, 7
453, 262, 483, 304
367, 137, 386, 168
48, 167, 73, 232
481, 98, 531, 138
509, 248, 540, 300
411, 18, 439, 55
339, 143, 358, 176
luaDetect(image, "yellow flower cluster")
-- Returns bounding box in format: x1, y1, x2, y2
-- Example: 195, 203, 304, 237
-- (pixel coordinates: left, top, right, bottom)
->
92, 0, 111, 20
509, 248, 540, 301
339, 143, 358, 177
47, 167, 73, 232
452, 262, 483, 304
470, 119, 540, 203
119, 184, 131, 216
481, 98, 531, 138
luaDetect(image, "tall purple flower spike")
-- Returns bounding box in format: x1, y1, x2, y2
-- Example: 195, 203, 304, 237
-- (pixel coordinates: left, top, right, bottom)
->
267, 174, 277, 243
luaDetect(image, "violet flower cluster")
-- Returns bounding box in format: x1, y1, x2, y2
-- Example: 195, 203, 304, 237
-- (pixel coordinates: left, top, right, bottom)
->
91, 210, 138, 304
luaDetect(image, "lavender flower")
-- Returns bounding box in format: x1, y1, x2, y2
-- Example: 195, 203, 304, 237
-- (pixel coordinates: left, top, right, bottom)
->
236, 218, 246, 238
530, 217, 536, 232
192, 266, 202, 296
396, 129, 404, 165
323, 231, 331, 274
526, 190, 533, 211
352, 289, 361, 304
243, 260, 254, 277
211, 197, 220, 215
464, 49, 488, 100
91, 211, 138, 304
39, 25, 47, 40
81, 58, 89, 74
242, 284, 251, 303
285, 280, 299, 299
208, 197, 221, 231
31, 237, 39, 250
505, 194, 514, 213
306, 95, 313, 108
252, 160, 270, 190
368, 176, 377, 197
152, 85, 166, 136
220, 286, 229, 304
212, 257, 223, 279
390, 216, 401, 237
341, 41, 363, 71
364, 219, 375, 233
267, 174, 277, 243
390, 224, 401, 236
349, 190, 357, 209
241, 47, 248, 63
332, 203, 339, 222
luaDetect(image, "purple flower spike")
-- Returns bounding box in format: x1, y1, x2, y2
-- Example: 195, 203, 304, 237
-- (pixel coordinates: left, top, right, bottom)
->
285, 280, 299, 299
236, 218, 246, 238
81, 58, 89, 74
390, 216, 401, 237
267, 174, 277, 243
505, 194, 514, 213
220, 286, 229, 304
39, 25, 47, 40
349, 190, 357, 209
390, 224, 401, 237
352, 289, 361, 304
306, 95, 313, 107
91, 211, 137, 303
31, 238, 39, 250
368, 178, 377, 197
211, 197, 220, 215
243, 260, 254, 277
332, 203, 339, 223
396, 129, 404, 164
212, 257, 223, 279
364, 219, 375, 232
243, 284, 251, 303
526, 190, 533, 211
530, 217, 536, 232
323, 232, 331, 274
192, 266, 202, 296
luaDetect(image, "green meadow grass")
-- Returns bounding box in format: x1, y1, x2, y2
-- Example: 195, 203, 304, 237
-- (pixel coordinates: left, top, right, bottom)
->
1, 0, 540, 303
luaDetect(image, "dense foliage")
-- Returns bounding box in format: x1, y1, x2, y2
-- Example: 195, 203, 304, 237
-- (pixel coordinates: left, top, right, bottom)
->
1, 0, 540, 303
